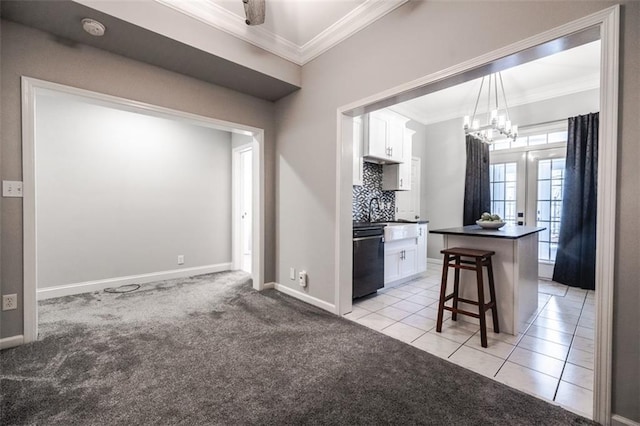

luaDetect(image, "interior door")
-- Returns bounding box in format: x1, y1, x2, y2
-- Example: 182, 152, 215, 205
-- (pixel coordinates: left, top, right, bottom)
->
239, 148, 253, 274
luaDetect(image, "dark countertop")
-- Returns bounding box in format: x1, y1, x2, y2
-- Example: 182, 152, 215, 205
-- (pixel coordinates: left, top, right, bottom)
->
353, 220, 429, 229
429, 225, 545, 239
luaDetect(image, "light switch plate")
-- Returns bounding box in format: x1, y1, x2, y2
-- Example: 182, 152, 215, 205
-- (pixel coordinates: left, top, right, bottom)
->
2, 181, 23, 198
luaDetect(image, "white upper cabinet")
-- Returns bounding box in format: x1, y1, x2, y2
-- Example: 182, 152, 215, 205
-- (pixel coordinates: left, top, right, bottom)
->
352, 116, 364, 186
395, 157, 421, 216
382, 127, 414, 191
363, 109, 409, 164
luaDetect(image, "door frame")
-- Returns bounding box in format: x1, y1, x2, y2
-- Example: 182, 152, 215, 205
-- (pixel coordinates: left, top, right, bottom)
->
335, 6, 618, 423
21, 77, 266, 343
232, 144, 253, 273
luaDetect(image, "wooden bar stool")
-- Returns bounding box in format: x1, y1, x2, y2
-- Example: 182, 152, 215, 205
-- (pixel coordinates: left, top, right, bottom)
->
436, 247, 499, 348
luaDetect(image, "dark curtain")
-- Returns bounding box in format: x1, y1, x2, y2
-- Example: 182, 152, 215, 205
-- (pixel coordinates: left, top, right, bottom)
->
552, 113, 599, 290
463, 135, 491, 226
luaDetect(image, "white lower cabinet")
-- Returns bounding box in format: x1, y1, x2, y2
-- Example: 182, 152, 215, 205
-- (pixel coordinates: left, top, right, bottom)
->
384, 224, 428, 285
385, 241, 417, 283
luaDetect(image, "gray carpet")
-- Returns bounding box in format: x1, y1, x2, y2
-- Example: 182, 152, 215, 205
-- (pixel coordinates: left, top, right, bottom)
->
1, 271, 594, 425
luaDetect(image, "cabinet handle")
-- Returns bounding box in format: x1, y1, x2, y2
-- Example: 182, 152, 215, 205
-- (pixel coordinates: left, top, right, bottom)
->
400, 178, 403, 187
390, 147, 393, 156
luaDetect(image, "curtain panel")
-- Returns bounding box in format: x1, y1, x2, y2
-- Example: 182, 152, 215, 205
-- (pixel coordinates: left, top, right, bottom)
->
463, 135, 491, 226
552, 112, 599, 290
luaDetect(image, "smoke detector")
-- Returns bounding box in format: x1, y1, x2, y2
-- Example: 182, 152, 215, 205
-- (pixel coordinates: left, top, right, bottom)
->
81, 18, 106, 37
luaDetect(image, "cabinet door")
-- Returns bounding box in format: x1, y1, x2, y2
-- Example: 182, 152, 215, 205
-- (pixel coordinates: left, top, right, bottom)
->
417, 224, 427, 273
366, 114, 388, 160
352, 116, 364, 186
387, 118, 405, 162
396, 157, 421, 216
400, 245, 418, 277
384, 249, 402, 283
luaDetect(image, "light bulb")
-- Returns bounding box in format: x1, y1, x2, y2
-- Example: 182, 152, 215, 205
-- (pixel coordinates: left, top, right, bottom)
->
472, 119, 480, 130
463, 115, 470, 129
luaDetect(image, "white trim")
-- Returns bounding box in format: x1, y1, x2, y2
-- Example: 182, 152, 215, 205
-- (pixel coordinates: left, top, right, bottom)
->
0, 335, 24, 350
36, 263, 232, 300
336, 5, 618, 424
154, 0, 407, 65
273, 283, 336, 314
299, 0, 407, 65
427, 257, 443, 266
261, 282, 275, 290
612, 415, 640, 426
393, 75, 599, 127
593, 6, 619, 425
21, 77, 266, 339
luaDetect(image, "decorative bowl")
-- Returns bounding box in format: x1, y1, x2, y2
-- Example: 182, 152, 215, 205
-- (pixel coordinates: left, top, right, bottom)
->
476, 220, 506, 229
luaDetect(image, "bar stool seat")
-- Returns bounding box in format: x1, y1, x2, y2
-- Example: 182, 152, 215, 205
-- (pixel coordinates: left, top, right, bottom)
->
436, 247, 499, 348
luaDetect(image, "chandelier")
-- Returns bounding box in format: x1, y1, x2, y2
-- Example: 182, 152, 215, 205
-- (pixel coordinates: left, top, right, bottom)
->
463, 72, 518, 143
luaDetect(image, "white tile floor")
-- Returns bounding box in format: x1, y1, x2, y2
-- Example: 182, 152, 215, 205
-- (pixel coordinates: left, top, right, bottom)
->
345, 264, 596, 419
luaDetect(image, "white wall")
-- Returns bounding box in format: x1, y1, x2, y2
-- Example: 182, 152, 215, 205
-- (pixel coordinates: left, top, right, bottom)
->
412, 89, 600, 259
35, 92, 232, 288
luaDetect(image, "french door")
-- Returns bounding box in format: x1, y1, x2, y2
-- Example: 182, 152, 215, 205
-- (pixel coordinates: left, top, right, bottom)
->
490, 147, 566, 278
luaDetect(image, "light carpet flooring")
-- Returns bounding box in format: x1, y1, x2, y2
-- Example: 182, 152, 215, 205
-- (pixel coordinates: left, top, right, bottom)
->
346, 264, 596, 419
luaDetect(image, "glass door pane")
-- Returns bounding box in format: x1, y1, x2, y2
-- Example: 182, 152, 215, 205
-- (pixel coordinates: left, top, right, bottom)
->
489, 162, 518, 225
536, 158, 565, 262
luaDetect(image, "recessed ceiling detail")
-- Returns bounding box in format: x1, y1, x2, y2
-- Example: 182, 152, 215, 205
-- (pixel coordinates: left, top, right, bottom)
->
154, 0, 407, 65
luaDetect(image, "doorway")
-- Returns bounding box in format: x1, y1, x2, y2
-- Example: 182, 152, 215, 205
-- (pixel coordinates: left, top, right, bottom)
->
233, 145, 253, 274
21, 77, 266, 343
489, 123, 568, 278
336, 7, 618, 424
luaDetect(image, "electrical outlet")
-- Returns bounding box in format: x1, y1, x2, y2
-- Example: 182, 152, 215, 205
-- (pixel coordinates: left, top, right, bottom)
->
2, 294, 17, 311
177, 255, 184, 265
298, 271, 307, 288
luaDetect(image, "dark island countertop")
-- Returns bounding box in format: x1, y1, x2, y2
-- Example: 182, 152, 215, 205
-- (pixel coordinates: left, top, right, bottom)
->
429, 225, 545, 239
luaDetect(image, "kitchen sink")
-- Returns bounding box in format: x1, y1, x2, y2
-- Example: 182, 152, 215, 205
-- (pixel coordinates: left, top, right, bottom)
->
380, 223, 419, 242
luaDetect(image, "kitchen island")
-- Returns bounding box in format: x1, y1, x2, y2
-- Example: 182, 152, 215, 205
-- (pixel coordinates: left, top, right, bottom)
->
430, 225, 545, 335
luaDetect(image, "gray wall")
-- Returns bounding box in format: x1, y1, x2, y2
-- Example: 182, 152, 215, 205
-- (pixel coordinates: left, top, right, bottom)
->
35, 92, 232, 288
273, 2, 639, 421
0, 19, 276, 336
414, 88, 600, 259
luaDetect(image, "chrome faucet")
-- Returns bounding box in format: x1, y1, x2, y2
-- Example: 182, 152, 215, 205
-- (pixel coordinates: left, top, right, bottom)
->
369, 197, 380, 222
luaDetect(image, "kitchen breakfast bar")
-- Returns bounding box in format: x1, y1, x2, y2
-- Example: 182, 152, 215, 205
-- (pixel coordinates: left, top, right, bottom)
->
430, 225, 545, 335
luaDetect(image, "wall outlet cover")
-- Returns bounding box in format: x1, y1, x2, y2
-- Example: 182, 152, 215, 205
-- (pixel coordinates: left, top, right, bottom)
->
177, 255, 185, 265
2, 181, 23, 198
2, 294, 18, 311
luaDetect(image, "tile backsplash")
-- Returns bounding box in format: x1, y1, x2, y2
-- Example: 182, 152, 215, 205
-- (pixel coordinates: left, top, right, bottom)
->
353, 162, 395, 222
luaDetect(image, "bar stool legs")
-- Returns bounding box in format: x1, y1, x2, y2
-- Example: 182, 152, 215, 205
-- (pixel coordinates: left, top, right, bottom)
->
436, 247, 499, 348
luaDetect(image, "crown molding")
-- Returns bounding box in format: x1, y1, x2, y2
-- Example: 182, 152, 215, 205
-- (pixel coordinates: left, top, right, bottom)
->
391, 74, 600, 126
154, 0, 407, 66
300, 0, 407, 64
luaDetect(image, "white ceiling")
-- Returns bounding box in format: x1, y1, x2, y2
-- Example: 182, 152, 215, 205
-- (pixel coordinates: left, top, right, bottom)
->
390, 40, 601, 126
155, 0, 407, 65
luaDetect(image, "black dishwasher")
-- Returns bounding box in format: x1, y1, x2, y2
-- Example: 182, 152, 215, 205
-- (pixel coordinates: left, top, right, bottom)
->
353, 224, 385, 299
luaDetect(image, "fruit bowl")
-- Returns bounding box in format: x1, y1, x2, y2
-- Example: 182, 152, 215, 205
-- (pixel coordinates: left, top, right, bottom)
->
476, 220, 506, 229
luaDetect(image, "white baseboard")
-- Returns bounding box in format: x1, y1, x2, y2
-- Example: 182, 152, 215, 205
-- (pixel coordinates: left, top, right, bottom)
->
272, 282, 336, 313
612, 415, 640, 426
0, 335, 24, 350
262, 282, 275, 290
37, 263, 233, 299
427, 257, 443, 266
